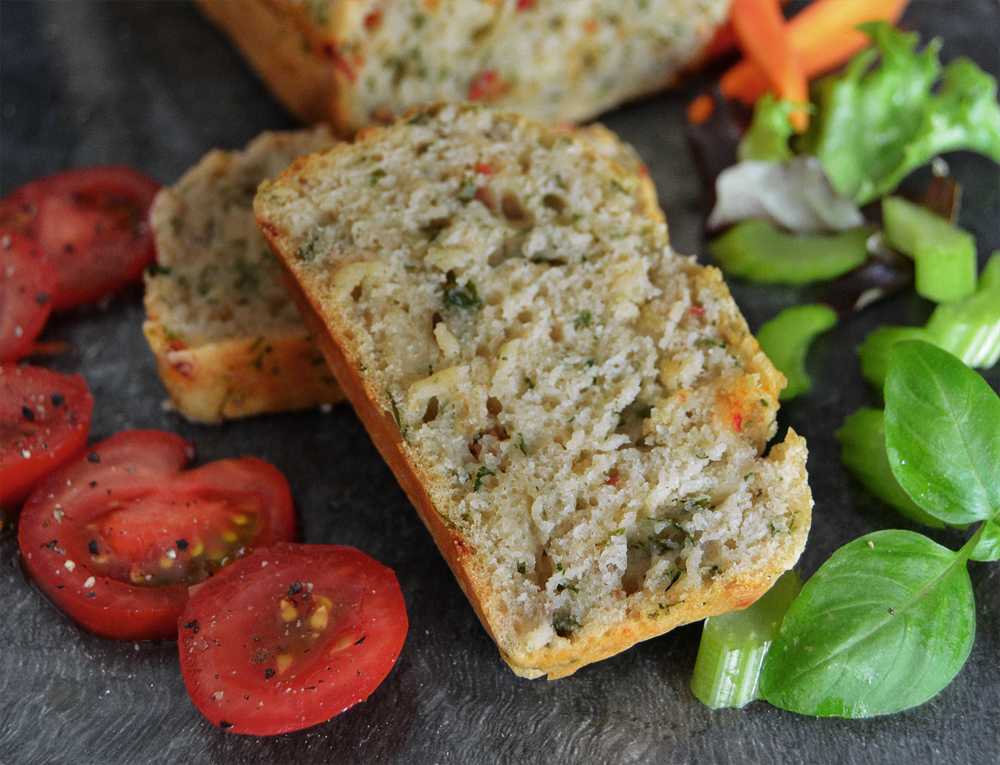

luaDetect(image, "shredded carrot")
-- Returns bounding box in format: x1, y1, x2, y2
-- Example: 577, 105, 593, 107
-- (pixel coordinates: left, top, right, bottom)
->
689, 0, 910, 126
729, 0, 808, 131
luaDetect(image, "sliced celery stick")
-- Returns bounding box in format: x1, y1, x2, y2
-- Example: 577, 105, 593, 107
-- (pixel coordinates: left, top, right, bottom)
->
691, 571, 802, 709
857, 253, 1000, 387
836, 408, 945, 528
925, 251, 1000, 368
757, 304, 838, 399
858, 325, 930, 388
709, 219, 871, 284
882, 196, 977, 303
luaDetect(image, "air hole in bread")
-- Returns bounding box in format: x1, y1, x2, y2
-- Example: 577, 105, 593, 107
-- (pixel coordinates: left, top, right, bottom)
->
470, 22, 494, 43
542, 193, 566, 215
500, 191, 529, 223
516, 310, 533, 324
486, 396, 503, 416
350, 282, 363, 302
534, 549, 554, 589
423, 396, 439, 424
431, 310, 443, 329
621, 543, 650, 596
550, 323, 564, 343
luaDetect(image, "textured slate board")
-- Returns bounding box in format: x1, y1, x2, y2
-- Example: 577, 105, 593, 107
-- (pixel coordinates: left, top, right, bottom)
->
1, 2, 998, 763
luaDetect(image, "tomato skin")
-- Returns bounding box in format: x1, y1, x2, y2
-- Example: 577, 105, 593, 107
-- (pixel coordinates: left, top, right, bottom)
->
178, 543, 408, 736
0, 166, 161, 311
1, 364, 93, 508
17, 430, 296, 641
0, 231, 57, 362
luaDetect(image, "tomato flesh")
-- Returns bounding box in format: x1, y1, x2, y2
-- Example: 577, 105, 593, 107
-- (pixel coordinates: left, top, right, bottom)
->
17, 430, 296, 641
0, 231, 57, 362
178, 543, 408, 736
0, 166, 161, 310
1, 364, 93, 509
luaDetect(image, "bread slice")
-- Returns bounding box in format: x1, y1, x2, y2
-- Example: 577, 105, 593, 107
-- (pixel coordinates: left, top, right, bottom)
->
196, 0, 730, 136
255, 103, 812, 678
143, 127, 344, 423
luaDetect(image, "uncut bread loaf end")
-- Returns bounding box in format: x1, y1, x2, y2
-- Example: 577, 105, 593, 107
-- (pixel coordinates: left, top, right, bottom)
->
197, 0, 731, 137
255, 104, 812, 679
144, 127, 343, 423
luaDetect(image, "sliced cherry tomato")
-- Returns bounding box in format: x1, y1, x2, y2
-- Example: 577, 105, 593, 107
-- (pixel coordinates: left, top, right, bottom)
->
178, 543, 408, 736
18, 430, 296, 641
1, 364, 93, 509
0, 166, 161, 310
0, 231, 58, 362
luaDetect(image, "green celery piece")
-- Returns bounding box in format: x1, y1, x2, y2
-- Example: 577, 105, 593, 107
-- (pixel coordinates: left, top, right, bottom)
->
884, 341, 1000, 526
837, 408, 945, 528
858, 326, 930, 389
691, 571, 802, 709
709, 219, 870, 284
760, 529, 977, 718
812, 22, 1000, 205
925, 251, 1000, 369
738, 93, 796, 163
882, 196, 976, 303
756, 304, 837, 400
859, 253, 1000, 388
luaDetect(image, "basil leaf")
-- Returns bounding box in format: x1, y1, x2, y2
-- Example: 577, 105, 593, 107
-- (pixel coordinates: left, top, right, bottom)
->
760, 530, 975, 717
969, 520, 1000, 563
884, 341, 1000, 525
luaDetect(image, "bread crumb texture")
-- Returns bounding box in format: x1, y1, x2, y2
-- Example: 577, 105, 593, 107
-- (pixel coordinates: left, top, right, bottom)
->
144, 127, 343, 422
198, 0, 730, 133
256, 104, 812, 678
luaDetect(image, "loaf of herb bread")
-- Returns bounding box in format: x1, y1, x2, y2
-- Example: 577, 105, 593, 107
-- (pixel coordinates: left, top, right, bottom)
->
143, 127, 343, 423
255, 103, 812, 678
197, 0, 731, 137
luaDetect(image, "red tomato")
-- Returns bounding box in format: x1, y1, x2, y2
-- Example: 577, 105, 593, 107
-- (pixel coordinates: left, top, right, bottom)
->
178, 543, 408, 736
18, 430, 296, 641
0, 166, 161, 310
0, 231, 57, 362
1, 364, 93, 508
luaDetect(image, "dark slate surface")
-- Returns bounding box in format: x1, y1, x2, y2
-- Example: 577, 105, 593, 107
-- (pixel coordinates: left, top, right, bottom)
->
1, 2, 998, 763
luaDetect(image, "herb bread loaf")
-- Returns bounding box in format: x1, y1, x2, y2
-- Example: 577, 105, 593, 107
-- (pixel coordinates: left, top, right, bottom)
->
197, 0, 731, 137
143, 127, 343, 423
255, 103, 812, 678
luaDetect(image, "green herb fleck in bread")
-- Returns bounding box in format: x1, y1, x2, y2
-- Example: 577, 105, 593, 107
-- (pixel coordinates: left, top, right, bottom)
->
255, 103, 811, 678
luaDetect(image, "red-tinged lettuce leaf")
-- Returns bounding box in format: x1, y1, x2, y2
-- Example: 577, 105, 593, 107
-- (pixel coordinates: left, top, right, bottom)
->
708, 156, 864, 234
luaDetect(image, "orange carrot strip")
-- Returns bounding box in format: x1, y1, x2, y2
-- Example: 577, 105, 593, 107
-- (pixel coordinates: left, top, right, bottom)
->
690, 0, 910, 124
729, 0, 809, 131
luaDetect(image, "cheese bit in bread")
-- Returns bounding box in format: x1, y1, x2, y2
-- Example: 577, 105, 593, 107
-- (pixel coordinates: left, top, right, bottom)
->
144, 127, 343, 423
196, 0, 731, 136
255, 103, 812, 679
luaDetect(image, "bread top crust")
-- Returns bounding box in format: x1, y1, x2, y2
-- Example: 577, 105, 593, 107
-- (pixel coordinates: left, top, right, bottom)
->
255, 103, 811, 678
205, 0, 729, 132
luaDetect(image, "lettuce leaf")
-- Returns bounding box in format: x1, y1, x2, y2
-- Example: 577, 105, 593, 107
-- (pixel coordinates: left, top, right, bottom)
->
812, 22, 1000, 205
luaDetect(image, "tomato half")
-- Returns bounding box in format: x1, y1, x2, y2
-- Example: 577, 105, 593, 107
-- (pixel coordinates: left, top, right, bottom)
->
1, 364, 93, 509
0, 231, 58, 362
178, 543, 408, 736
0, 166, 161, 310
18, 430, 296, 641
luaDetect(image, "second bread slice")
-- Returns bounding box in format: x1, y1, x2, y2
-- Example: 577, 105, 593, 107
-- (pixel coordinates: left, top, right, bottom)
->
256, 103, 812, 679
